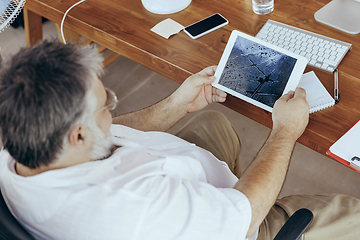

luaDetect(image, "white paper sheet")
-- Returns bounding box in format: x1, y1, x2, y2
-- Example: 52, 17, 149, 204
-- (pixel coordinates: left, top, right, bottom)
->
151, 18, 184, 39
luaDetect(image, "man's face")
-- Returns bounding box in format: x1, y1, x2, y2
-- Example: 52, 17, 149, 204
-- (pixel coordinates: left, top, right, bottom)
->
93, 76, 113, 133
88, 76, 115, 160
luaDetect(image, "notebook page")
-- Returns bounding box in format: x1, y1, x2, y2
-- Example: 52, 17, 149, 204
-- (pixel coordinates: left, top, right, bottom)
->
297, 71, 335, 114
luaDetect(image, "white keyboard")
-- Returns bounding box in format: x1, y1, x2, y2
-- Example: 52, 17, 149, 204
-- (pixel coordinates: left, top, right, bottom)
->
255, 19, 352, 72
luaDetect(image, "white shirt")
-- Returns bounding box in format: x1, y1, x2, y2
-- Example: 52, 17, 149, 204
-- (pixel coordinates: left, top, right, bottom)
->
0, 124, 258, 240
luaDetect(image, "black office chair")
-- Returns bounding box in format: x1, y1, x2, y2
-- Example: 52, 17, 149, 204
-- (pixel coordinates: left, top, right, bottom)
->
0, 190, 34, 240
0, 189, 313, 240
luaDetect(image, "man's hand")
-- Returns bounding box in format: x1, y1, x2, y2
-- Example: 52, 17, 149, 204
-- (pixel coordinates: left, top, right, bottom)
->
113, 66, 226, 132
272, 87, 310, 142
170, 66, 227, 113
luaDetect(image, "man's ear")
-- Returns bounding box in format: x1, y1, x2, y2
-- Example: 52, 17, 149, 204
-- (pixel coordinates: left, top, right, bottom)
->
68, 125, 85, 146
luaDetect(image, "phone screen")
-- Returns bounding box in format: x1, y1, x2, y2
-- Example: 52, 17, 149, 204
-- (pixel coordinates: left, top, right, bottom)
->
185, 14, 228, 37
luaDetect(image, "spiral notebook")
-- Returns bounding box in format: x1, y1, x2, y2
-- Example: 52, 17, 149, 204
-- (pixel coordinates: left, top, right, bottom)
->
298, 71, 335, 114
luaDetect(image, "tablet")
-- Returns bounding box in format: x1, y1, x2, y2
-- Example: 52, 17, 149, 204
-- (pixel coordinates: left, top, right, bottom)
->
212, 30, 308, 112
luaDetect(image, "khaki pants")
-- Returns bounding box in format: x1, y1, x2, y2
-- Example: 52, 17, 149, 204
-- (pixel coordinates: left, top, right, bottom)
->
176, 111, 360, 240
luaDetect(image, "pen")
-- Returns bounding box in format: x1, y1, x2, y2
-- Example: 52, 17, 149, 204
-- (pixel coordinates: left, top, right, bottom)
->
334, 69, 339, 104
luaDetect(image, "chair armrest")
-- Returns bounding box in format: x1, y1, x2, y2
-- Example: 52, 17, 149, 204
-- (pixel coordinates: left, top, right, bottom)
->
273, 208, 314, 240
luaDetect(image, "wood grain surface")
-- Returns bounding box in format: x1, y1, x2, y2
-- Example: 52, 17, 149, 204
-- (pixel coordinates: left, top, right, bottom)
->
24, 0, 360, 159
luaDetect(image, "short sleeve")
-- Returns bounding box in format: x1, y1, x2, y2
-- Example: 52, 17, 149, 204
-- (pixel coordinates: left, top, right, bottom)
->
136, 175, 252, 240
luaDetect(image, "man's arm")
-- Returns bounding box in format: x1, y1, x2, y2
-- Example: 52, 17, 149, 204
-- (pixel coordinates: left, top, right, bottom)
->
234, 88, 310, 238
112, 66, 227, 132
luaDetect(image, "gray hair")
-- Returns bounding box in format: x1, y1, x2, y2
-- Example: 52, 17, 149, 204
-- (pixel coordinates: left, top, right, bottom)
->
0, 39, 104, 168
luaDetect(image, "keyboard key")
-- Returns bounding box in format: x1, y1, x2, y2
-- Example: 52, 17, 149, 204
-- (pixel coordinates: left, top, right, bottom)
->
324, 58, 336, 65
257, 33, 267, 39
307, 44, 314, 49
309, 59, 317, 65
337, 48, 346, 54
318, 56, 324, 62
335, 56, 342, 62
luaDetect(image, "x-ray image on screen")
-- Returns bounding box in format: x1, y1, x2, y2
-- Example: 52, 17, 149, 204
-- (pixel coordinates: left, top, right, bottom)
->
218, 35, 297, 108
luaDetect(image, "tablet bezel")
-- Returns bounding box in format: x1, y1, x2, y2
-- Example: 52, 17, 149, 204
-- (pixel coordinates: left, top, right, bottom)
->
212, 30, 308, 112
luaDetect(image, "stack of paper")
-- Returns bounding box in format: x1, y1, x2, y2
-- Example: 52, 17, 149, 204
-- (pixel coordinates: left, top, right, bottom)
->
327, 120, 360, 172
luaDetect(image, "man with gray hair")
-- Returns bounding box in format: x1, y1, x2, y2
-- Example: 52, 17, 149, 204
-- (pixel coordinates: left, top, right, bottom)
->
0, 39, 359, 240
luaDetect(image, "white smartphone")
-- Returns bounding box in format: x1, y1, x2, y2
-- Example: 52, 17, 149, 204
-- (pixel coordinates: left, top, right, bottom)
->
184, 13, 229, 39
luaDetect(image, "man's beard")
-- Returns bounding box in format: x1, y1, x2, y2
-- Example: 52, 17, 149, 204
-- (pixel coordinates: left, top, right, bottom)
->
89, 123, 115, 161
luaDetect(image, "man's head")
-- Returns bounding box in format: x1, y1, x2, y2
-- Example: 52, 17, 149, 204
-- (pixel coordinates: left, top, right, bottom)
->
0, 39, 114, 169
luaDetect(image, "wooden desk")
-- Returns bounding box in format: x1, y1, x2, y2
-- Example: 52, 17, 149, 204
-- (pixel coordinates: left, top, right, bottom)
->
24, 0, 360, 162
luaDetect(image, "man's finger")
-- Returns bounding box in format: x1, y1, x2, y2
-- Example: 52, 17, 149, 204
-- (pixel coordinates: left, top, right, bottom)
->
212, 95, 226, 103
294, 87, 307, 99
189, 75, 214, 88
213, 87, 227, 98
279, 90, 295, 101
198, 66, 217, 76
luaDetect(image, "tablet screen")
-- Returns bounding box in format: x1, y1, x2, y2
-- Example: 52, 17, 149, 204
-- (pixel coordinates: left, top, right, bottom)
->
213, 30, 308, 112
218, 35, 297, 108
